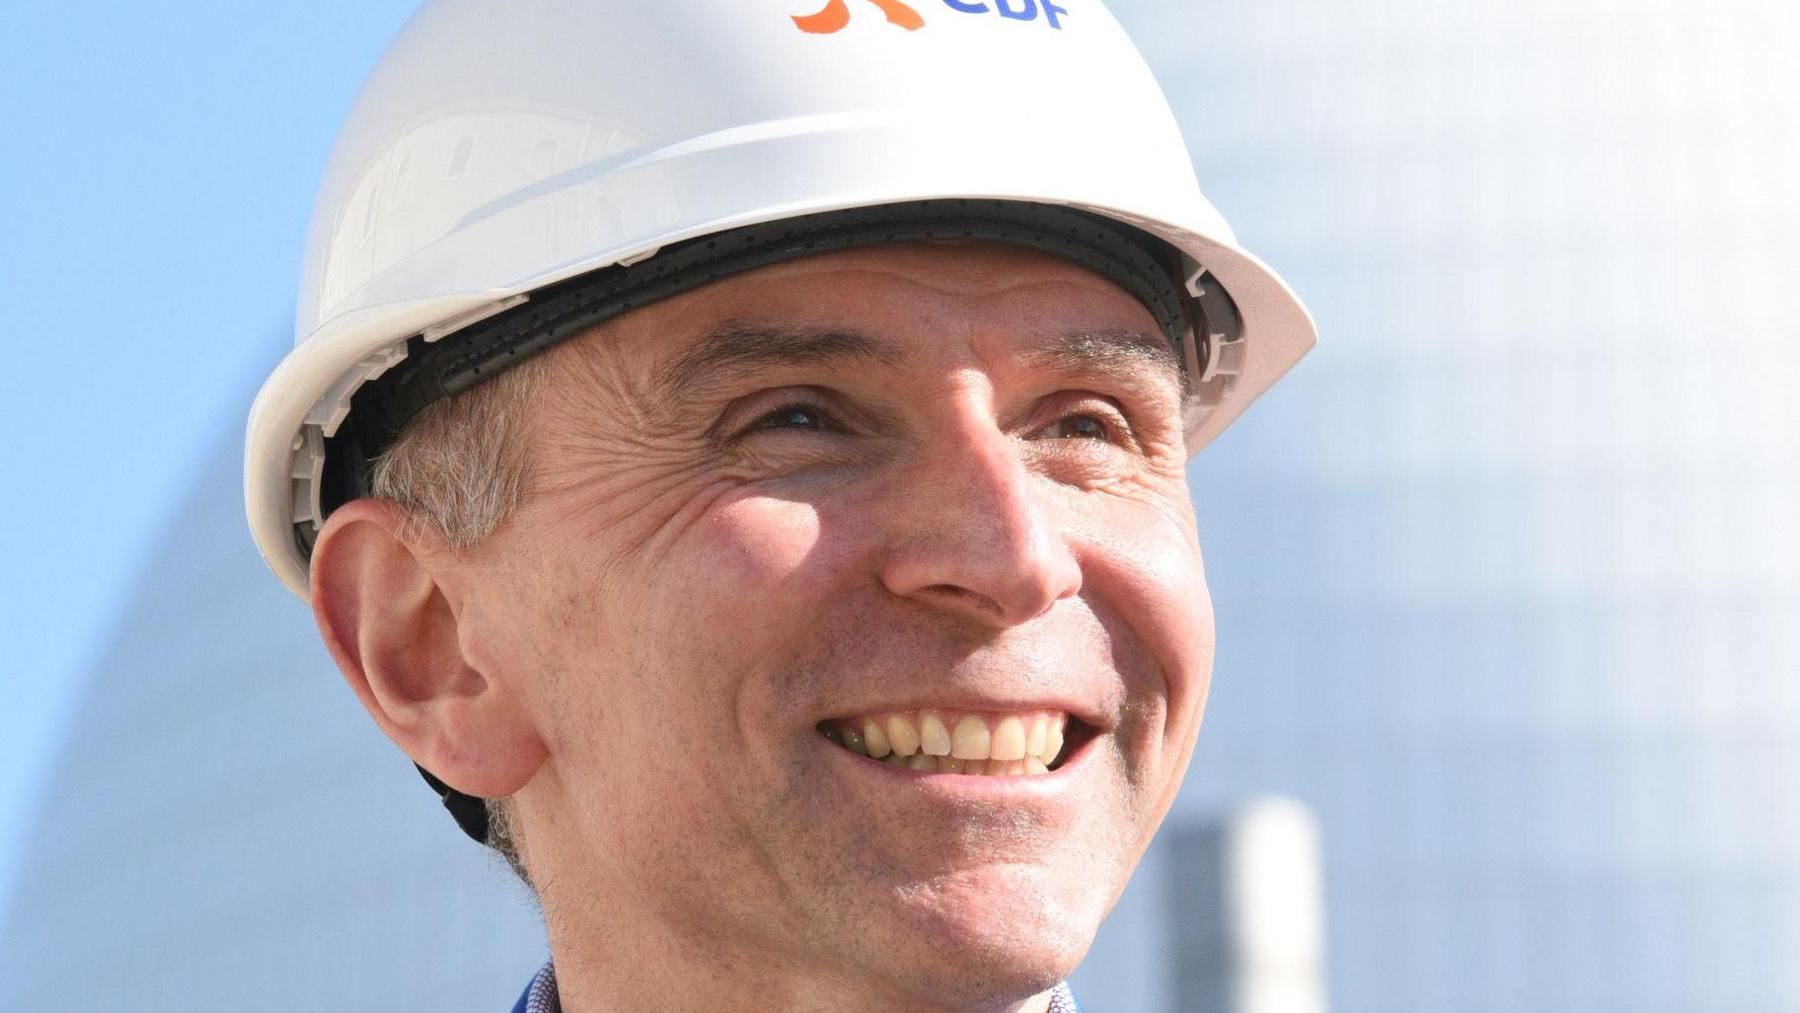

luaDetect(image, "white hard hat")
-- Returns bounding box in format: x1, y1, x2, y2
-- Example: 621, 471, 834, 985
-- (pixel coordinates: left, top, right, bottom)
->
245, 0, 1317, 600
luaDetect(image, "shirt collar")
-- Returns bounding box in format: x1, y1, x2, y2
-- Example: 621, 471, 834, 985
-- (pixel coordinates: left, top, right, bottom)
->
510, 960, 1084, 1012
510, 961, 558, 1013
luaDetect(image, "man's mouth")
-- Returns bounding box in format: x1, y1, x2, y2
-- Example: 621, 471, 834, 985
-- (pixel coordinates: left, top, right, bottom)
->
816, 709, 1091, 776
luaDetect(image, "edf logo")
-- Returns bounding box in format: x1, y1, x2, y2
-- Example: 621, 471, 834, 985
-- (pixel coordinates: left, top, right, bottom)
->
793, 0, 1068, 35
942, 0, 1068, 28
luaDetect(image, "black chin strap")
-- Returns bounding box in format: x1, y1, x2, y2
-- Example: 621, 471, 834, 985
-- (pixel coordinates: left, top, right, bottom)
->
414, 764, 491, 843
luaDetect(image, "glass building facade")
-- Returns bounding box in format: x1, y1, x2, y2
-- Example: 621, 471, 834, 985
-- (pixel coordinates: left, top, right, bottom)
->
5, 1, 1797, 1010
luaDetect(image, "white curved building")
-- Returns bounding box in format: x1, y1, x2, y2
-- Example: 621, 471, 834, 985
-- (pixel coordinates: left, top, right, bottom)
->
1081, 0, 1800, 1009
5, 0, 1798, 1010
0, 433, 547, 1011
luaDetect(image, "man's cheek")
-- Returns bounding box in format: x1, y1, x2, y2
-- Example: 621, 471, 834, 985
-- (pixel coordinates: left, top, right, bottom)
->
1086, 525, 1211, 662
1078, 519, 1213, 777
692, 495, 835, 606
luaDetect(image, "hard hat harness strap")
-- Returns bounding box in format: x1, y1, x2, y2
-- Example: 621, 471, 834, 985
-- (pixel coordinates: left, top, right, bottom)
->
414, 764, 493, 843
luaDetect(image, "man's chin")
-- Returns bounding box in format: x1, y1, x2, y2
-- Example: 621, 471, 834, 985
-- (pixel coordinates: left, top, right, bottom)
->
856, 864, 1103, 1004
865, 934, 1088, 1010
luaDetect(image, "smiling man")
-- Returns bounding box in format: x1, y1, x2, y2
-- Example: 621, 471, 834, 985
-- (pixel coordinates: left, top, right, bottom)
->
244, 2, 1314, 1011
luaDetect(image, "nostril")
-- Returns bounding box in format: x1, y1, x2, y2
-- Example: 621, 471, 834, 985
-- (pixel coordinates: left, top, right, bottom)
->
919, 584, 1003, 619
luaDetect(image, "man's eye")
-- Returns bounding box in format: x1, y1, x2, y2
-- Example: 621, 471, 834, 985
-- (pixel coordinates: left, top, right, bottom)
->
1034, 414, 1112, 441
750, 404, 830, 432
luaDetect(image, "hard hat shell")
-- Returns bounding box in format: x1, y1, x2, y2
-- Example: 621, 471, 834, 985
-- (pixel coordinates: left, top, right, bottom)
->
246, 0, 1317, 599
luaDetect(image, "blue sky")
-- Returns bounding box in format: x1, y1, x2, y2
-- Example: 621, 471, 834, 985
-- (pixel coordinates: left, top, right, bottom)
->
0, 1, 421, 906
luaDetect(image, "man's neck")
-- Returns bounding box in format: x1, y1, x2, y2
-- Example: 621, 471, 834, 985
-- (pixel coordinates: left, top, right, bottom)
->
541, 915, 1060, 1013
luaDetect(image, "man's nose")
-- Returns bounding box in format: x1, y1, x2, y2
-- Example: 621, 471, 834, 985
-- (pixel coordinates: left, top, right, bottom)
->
878, 423, 1082, 628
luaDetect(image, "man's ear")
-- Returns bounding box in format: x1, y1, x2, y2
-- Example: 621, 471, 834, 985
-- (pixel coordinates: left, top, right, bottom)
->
309, 499, 546, 799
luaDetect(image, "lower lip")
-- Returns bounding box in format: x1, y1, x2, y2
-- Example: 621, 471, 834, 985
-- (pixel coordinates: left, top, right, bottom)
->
816, 728, 1097, 797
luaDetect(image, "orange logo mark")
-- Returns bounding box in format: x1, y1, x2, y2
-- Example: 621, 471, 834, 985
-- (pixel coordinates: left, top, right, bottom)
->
792, 0, 925, 34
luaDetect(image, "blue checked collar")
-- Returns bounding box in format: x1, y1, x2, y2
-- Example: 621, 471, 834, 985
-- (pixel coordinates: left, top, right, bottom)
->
510, 960, 1084, 1012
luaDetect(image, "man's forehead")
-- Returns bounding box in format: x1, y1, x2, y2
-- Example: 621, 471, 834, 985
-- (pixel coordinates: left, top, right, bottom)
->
603, 241, 1184, 395
650, 321, 1184, 402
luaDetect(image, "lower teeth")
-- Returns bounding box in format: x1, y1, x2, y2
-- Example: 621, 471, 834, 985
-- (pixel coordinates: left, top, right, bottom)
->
820, 736, 1064, 775
878, 753, 1054, 776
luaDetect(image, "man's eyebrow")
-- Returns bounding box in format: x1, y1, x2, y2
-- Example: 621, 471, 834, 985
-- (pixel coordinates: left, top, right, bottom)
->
1020, 329, 1187, 395
653, 321, 907, 397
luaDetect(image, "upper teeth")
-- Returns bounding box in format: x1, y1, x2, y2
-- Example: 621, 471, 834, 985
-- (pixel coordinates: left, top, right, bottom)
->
825, 710, 1069, 775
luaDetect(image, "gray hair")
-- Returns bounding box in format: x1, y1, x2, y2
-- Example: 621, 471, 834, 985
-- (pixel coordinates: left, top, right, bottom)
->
368, 357, 546, 549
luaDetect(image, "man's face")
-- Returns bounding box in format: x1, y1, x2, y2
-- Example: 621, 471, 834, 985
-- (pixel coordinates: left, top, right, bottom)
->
467, 241, 1215, 1004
